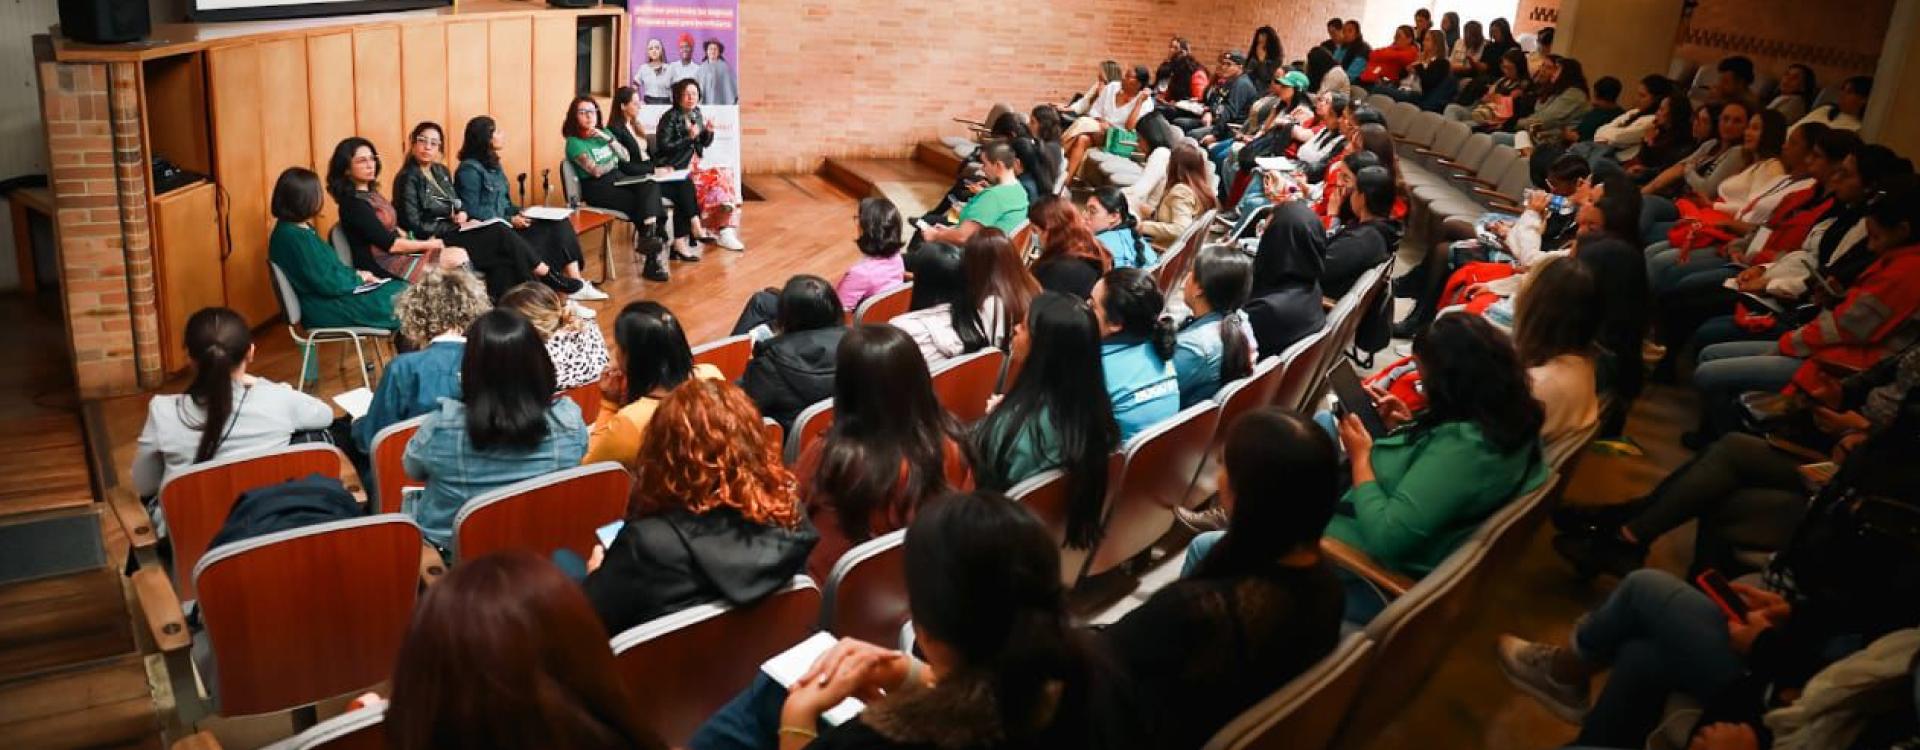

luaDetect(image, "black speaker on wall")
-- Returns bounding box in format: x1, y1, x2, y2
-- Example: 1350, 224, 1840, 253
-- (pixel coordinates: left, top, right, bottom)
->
59, 0, 151, 45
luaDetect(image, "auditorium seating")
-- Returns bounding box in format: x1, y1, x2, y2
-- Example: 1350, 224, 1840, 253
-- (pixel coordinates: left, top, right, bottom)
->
451, 462, 631, 563
851, 281, 914, 325
819, 529, 909, 648
151, 443, 349, 601
1151, 208, 1219, 291
691, 333, 755, 382
1085, 402, 1221, 577
562, 384, 602, 423
927, 348, 1005, 423
368, 415, 427, 515
1201, 634, 1376, 750
784, 399, 835, 464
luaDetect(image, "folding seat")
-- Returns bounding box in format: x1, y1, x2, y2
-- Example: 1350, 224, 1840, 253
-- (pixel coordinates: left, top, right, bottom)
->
257, 703, 385, 750
691, 333, 755, 382
819, 529, 907, 648
153, 443, 349, 601
1200, 634, 1376, 750
562, 383, 602, 423
928, 348, 1005, 423
1151, 209, 1218, 290
270, 261, 389, 392
1084, 403, 1222, 576
1269, 327, 1332, 414
1006, 453, 1123, 586
1182, 356, 1286, 508
451, 462, 631, 562
852, 281, 913, 325
369, 415, 428, 514
784, 398, 834, 464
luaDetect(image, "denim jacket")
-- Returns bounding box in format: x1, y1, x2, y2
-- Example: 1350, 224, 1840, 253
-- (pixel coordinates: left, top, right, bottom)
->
453, 159, 519, 222
401, 397, 587, 547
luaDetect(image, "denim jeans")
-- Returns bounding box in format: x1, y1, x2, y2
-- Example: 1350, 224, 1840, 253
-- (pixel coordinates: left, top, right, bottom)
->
1641, 194, 1679, 248
687, 673, 794, 750
1688, 314, 1780, 356
1691, 341, 1803, 436
1570, 569, 1747, 747
1646, 244, 1735, 295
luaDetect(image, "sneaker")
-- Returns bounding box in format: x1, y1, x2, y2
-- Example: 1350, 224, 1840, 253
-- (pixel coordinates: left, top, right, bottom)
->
1174, 505, 1231, 533
1496, 635, 1590, 724
568, 301, 598, 320
570, 280, 610, 301
642, 257, 670, 283
717, 227, 746, 251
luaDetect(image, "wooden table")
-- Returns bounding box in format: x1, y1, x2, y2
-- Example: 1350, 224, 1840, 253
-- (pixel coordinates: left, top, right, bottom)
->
570, 210, 622, 283
7, 186, 53, 294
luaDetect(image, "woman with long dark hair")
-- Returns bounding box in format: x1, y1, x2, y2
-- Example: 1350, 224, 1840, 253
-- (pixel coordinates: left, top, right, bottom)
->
1244, 201, 1329, 357
800, 325, 970, 578
972, 292, 1119, 549
890, 241, 998, 367
563, 94, 682, 283
403, 310, 588, 549
583, 301, 722, 470
1085, 187, 1157, 269
1139, 143, 1217, 247
1511, 257, 1603, 444
1507, 55, 1591, 149
394, 120, 571, 299
1173, 245, 1255, 406
327, 136, 466, 284
385, 552, 667, 750
453, 116, 603, 299
741, 275, 846, 430
131, 308, 333, 499
961, 227, 1041, 345
1093, 268, 1180, 440
1028, 195, 1113, 298
1244, 26, 1283, 88
608, 86, 705, 276
1110, 408, 1346, 748
1330, 312, 1548, 621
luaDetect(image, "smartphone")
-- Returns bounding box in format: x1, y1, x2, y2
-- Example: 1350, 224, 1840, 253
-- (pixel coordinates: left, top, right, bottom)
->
1695, 569, 1749, 621
1328, 364, 1388, 438
595, 520, 625, 550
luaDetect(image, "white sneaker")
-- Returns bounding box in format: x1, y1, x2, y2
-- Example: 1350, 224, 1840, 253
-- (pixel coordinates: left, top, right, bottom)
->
571, 280, 610, 301
717, 227, 746, 251
568, 301, 598, 319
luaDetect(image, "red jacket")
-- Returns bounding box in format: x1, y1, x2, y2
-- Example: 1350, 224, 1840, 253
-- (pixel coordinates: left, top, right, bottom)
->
1361, 44, 1419, 85
1781, 243, 1920, 393
1741, 186, 1836, 266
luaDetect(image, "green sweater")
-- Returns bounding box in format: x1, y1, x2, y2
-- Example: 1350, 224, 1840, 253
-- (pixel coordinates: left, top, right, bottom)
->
267, 220, 405, 332
1325, 420, 1546, 577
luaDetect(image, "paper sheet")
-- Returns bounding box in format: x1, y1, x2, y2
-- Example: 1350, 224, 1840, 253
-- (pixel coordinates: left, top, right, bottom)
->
333, 387, 374, 420
1254, 156, 1298, 173
520, 206, 574, 221
458, 218, 507, 231
762, 632, 867, 725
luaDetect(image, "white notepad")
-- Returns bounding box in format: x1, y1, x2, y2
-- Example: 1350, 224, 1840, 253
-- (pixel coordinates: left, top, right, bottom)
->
520, 206, 574, 221
333, 387, 374, 420
762, 632, 867, 725
1254, 156, 1298, 173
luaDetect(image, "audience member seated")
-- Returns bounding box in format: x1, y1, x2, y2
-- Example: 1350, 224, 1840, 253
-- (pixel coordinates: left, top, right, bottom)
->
1643, 121, 1830, 300
1767, 63, 1818, 125
381, 551, 667, 750
583, 379, 816, 634
1244, 201, 1329, 357
1444, 49, 1531, 133
1575, 234, 1653, 437
498, 283, 611, 392
1329, 313, 1548, 622
970, 292, 1119, 550
961, 228, 1040, 343
584, 302, 722, 471
1173, 245, 1255, 406
741, 275, 845, 430
1796, 75, 1871, 132
1334, 21, 1372, 81
1155, 37, 1209, 124
889, 242, 1001, 367
1027, 194, 1113, 299
1085, 187, 1158, 269
327, 137, 467, 284
350, 269, 491, 473
1060, 60, 1155, 181
1511, 257, 1602, 444
131, 308, 333, 500
1242, 26, 1282, 88
610, 86, 705, 259
1138, 143, 1217, 247
921, 143, 1030, 246
1194, 53, 1263, 148
1323, 165, 1399, 298
1642, 100, 1751, 203
454, 116, 602, 300
836, 197, 907, 310
1707, 55, 1759, 109
1505, 56, 1590, 150
1619, 92, 1700, 183
1111, 408, 1345, 748
1359, 25, 1419, 89
1577, 75, 1676, 165
797, 324, 969, 579
1572, 75, 1624, 143
393, 120, 570, 299
403, 310, 588, 551
1447, 20, 1485, 76
1216, 70, 1314, 206
266, 167, 404, 335
1641, 109, 1786, 247
1092, 268, 1180, 441
563, 94, 681, 283
1385, 29, 1456, 111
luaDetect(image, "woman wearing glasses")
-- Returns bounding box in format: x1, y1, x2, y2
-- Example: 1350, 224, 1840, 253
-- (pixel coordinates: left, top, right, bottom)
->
327, 136, 468, 284
394, 121, 581, 299
564, 95, 681, 283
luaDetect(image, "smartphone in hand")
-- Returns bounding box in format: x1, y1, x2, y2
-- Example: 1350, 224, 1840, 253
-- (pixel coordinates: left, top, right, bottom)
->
1695, 569, 1749, 621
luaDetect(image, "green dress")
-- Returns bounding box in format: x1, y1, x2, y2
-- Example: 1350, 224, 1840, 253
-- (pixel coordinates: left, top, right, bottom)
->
267, 220, 405, 331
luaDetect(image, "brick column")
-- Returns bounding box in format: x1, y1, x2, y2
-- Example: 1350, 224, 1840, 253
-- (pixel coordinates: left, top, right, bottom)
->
108, 62, 161, 390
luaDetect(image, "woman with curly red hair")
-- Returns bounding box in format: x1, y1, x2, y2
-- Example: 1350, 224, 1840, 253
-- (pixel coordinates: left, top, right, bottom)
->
581, 378, 817, 635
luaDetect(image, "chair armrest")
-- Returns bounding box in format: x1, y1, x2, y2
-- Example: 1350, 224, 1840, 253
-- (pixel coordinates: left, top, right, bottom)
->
951, 117, 985, 128
1765, 435, 1828, 463
106, 486, 157, 552
131, 566, 190, 654
1471, 186, 1511, 202
1322, 296, 1338, 310
1813, 359, 1866, 379
1460, 175, 1499, 189
1485, 201, 1522, 215
172, 731, 222, 750
1414, 148, 1446, 158
1433, 157, 1467, 170
1320, 537, 1414, 599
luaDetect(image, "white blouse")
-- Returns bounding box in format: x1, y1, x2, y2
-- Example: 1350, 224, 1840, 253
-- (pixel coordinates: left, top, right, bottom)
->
1712, 158, 1787, 214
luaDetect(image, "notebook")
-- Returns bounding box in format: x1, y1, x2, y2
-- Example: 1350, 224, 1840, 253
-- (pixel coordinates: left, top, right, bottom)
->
520, 206, 573, 221
333, 387, 374, 420
762, 632, 867, 725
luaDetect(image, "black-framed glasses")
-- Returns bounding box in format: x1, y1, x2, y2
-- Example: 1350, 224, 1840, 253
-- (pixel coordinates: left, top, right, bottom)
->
413, 136, 442, 147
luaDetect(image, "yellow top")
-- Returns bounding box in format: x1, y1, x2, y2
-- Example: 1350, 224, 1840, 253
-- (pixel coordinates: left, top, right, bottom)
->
582, 363, 723, 470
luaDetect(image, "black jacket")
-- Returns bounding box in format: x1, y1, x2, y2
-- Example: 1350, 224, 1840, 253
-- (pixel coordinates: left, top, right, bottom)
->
1033, 257, 1104, 300
208, 473, 362, 551
393, 162, 463, 240
655, 107, 714, 170
609, 120, 659, 175
583, 507, 817, 636
741, 327, 843, 430
1322, 218, 1399, 298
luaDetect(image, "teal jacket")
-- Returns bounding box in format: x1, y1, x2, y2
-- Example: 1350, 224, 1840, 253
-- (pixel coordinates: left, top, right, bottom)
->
1325, 420, 1546, 577
1101, 335, 1180, 442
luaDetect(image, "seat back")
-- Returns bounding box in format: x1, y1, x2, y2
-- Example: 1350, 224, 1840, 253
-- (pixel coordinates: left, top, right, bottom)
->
452, 462, 632, 562
368, 415, 427, 515
159, 444, 347, 600
1151, 209, 1218, 290
1427, 120, 1473, 163
269, 261, 306, 330
1337, 542, 1492, 746
1227, 203, 1273, 245
1488, 158, 1534, 204
1364, 93, 1395, 116
1453, 133, 1496, 174
1201, 634, 1377, 750
193, 515, 421, 717
1006, 455, 1122, 586
558, 159, 583, 206
1812, 85, 1839, 109
762, 417, 784, 450
928, 348, 1004, 423
1387, 102, 1420, 135
784, 398, 834, 464
326, 225, 353, 268
1087, 403, 1222, 576
612, 577, 822, 747
1474, 145, 1520, 185
819, 529, 908, 647
691, 334, 755, 382
1401, 111, 1442, 149
269, 704, 386, 750
1269, 327, 1331, 413
1185, 356, 1286, 507
562, 384, 602, 423
1476, 469, 1560, 577
853, 282, 914, 325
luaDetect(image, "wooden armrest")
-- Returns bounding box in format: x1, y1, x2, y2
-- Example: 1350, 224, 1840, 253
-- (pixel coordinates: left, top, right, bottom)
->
132, 566, 190, 653
1461, 175, 1498, 189
951, 117, 985, 128
1486, 201, 1522, 215
1320, 537, 1414, 599
1322, 296, 1337, 310
1414, 148, 1445, 158
1813, 359, 1866, 378
1765, 435, 1828, 463
107, 486, 157, 551
172, 731, 222, 750
1471, 187, 1509, 201
1433, 157, 1467, 169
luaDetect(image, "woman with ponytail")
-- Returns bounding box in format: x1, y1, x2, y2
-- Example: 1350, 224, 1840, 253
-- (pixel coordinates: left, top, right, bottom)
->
1092, 269, 1180, 440
1107, 408, 1346, 748
775, 492, 1145, 750
1085, 187, 1159, 270
132, 308, 334, 499
1173, 245, 1256, 406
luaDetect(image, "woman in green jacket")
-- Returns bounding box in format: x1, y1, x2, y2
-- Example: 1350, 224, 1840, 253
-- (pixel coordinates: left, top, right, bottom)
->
266, 167, 404, 334
1330, 313, 1548, 623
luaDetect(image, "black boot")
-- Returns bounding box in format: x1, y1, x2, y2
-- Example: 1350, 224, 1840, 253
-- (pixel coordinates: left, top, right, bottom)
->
642, 255, 670, 282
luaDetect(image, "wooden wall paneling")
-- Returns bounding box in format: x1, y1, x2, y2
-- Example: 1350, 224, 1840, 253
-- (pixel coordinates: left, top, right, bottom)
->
353, 26, 404, 183
531, 16, 574, 206
444, 21, 492, 156
400, 23, 449, 146
152, 183, 222, 374
142, 55, 211, 177
488, 18, 535, 205
206, 43, 276, 325
306, 33, 358, 235
257, 39, 313, 217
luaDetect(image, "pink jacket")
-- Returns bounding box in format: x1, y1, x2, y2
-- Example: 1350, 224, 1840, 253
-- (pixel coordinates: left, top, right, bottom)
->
837, 255, 905, 311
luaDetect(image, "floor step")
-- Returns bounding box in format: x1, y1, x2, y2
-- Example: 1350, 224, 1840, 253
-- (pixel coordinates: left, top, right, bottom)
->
913, 141, 965, 176
0, 654, 158, 749
817, 157, 953, 221
0, 559, 134, 683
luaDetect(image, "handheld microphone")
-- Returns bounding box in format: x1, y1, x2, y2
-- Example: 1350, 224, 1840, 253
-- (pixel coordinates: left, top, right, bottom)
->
516, 173, 528, 207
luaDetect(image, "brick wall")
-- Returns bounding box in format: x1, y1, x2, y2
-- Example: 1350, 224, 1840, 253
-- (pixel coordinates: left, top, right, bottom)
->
37, 56, 158, 398
1676, 0, 1891, 91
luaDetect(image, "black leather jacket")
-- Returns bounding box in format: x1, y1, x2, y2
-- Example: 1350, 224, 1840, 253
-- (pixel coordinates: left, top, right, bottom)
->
654, 106, 714, 170
393, 161, 463, 239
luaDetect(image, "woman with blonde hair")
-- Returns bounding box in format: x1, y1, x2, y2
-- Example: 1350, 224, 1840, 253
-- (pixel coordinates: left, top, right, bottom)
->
350, 268, 491, 456
498, 282, 611, 392
582, 379, 816, 634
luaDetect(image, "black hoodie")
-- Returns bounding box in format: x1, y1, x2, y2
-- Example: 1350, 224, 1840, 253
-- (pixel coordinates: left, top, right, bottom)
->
741, 327, 845, 430
584, 506, 818, 636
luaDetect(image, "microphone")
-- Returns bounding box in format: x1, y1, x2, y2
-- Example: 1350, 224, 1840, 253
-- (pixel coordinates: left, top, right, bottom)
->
540, 169, 552, 206
516, 173, 528, 207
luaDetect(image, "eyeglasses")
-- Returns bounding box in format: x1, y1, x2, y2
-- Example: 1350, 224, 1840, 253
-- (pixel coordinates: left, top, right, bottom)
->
413, 136, 442, 147
577, 108, 599, 116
